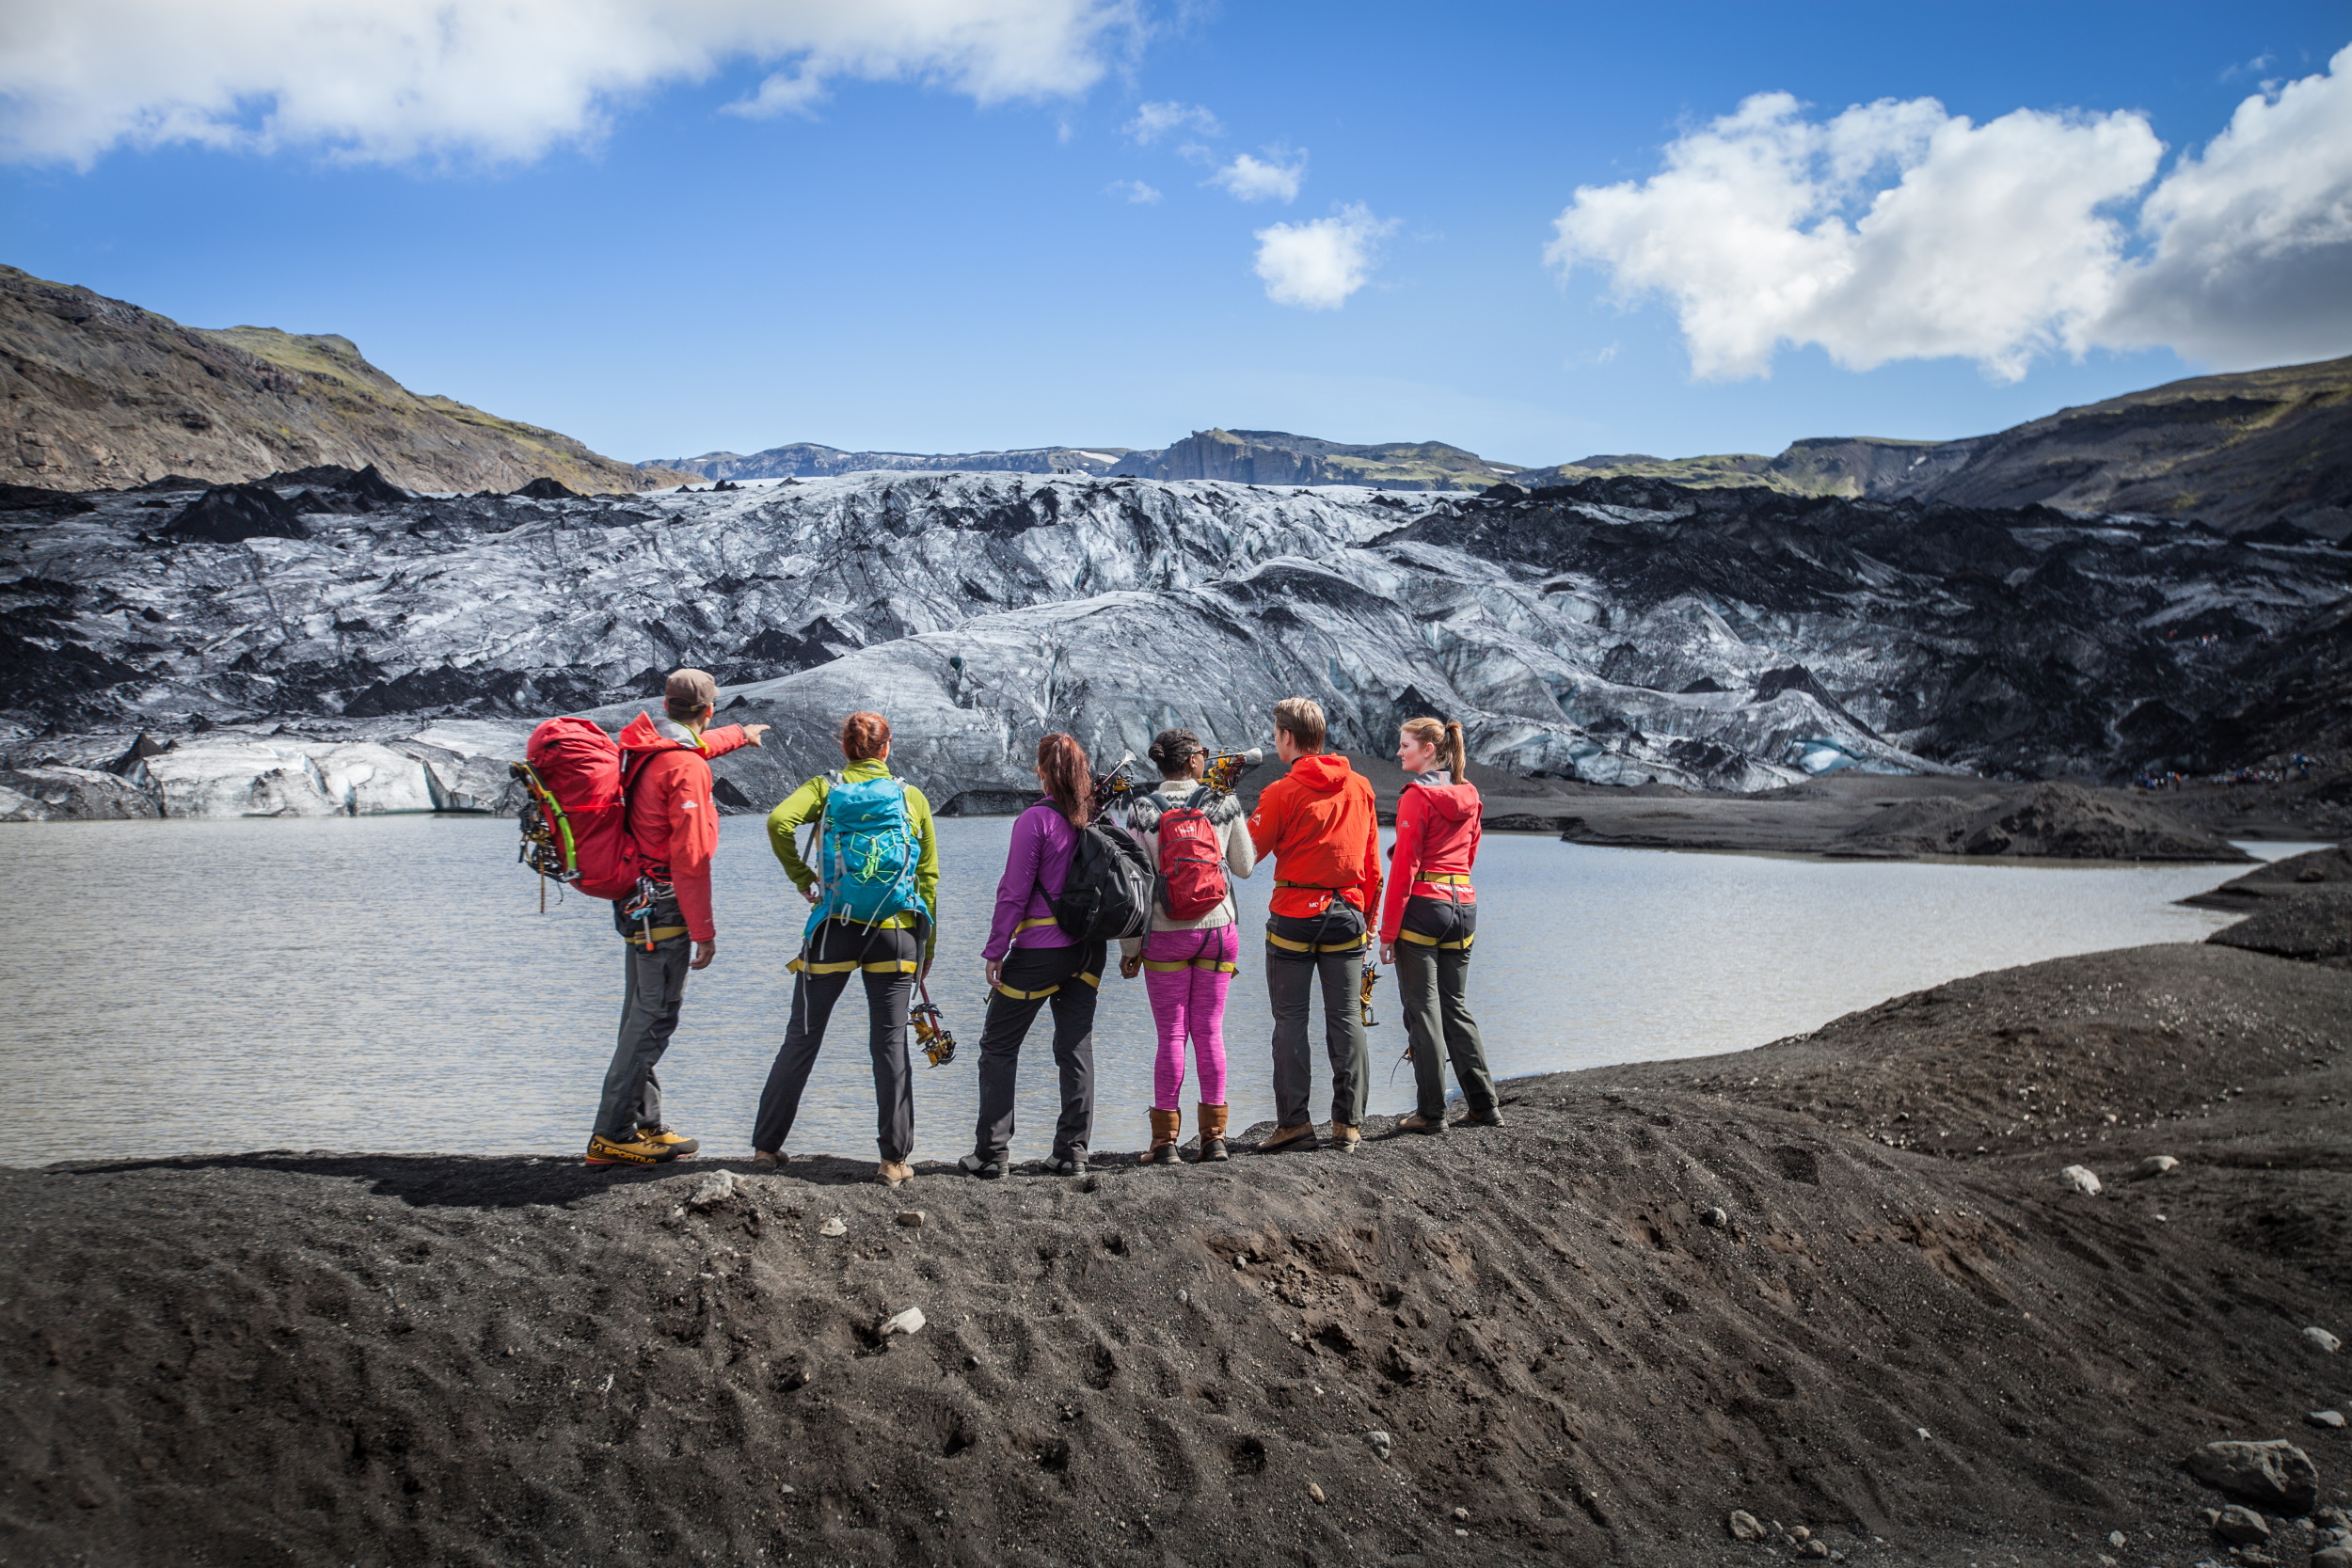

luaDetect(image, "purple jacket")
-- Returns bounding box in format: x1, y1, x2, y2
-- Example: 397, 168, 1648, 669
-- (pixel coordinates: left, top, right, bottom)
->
983, 799, 1080, 960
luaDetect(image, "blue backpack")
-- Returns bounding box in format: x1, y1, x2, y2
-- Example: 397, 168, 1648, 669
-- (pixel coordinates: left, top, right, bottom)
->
804, 772, 922, 936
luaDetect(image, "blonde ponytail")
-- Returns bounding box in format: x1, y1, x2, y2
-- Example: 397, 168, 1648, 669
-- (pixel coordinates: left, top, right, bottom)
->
1401, 716, 1467, 784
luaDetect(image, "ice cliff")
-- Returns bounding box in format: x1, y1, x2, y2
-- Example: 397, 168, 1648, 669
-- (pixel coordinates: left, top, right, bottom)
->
2, 468, 2346, 819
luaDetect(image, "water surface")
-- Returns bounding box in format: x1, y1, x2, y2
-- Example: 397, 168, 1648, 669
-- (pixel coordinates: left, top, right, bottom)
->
3, 818, 2284, 1164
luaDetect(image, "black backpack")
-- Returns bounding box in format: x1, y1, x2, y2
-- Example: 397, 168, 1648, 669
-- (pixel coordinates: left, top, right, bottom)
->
1051, 819, 1155, 942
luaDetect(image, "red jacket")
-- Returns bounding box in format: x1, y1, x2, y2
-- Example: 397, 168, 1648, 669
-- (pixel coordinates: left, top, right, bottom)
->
618, 712, 750, 942
1379, 778, 1482, 942
1247, 752, 1382, 920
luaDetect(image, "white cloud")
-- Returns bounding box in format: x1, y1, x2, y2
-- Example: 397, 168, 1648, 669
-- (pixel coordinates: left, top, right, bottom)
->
0, 0, 1143, 167
1124, 99, 1218, 144
1253, 202, 1393, 309
1106, 177, 1160, 203
1209, 148, 1304, 202
1546, 45, 2352, 380
2101, 42, 2352, 368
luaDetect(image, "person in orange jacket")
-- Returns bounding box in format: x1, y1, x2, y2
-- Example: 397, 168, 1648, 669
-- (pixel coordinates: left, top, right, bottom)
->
1247, 696, 1381, 1152
586, 668, 767, 1167
1378, 717, 1500, 1132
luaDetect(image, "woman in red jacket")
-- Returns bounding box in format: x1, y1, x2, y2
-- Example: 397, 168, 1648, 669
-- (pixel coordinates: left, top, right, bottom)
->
1378, 717, 1500, 1132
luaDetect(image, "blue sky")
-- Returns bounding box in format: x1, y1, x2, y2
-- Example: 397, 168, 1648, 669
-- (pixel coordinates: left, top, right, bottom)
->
5, 2, 2348, 467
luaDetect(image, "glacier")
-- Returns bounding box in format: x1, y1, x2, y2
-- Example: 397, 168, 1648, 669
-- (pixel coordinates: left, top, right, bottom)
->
0, 468, 2344, 819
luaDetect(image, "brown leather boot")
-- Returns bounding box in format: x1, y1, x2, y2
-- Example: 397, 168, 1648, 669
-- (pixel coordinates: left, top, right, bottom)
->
1198, 1103, 1230, 1163
1149, 1107, 1182, 1165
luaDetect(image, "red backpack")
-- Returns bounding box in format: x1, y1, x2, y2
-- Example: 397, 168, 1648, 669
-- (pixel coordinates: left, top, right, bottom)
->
1154, 787, 1229, 919
513, 717, 645, 900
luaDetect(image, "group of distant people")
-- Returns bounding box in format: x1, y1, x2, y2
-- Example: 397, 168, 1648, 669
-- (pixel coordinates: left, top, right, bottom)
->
582, 671, 1499, 1184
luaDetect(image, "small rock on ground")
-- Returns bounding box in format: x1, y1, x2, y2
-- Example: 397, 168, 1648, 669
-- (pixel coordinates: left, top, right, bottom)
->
2305, 1325, 2343, 1354
817, 1217, 847, 1237
2062, 1164, 2103, 1196
2185, 1439, 2321, 1513
2134, 1154, 2179, 1179
878, 1307, 926, 1338
1728, 1510, 1765, 1542
2309, 1410, 2346, 1428
2217, 1504, 2272, 1544
895, 1211, 926, 1227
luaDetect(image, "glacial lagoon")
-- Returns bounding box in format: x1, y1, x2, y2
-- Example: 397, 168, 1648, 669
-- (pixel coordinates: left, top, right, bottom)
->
5, 817, 2303, 1164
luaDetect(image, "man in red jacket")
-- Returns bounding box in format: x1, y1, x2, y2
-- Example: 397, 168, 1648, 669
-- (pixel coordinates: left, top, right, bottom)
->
1247, 696, 1381, 1153
587, 668, 767, 1166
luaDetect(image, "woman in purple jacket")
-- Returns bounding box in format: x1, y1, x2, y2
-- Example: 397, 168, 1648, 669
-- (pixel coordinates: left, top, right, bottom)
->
960, 733, 1104, 1179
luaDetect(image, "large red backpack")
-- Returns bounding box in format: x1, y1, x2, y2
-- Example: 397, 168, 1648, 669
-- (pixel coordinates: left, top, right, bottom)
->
1154, 786, 1229, 919
513, 717, 646, 900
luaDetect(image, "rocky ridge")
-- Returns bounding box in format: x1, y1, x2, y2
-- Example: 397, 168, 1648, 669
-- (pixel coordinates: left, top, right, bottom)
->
0, 264, 691, 495
1, 466, 2347, 820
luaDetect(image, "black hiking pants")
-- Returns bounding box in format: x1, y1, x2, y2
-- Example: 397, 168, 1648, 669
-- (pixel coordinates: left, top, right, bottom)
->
755, 918, 920, 1163
1265, 904, 1370, 1131
1394, 895, 1494, 1119
973, 942, 1105, 1162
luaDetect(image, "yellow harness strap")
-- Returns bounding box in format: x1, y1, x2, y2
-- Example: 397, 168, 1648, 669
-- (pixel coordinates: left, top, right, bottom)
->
1266, 930, 1371, 955
993, 967, 1102, 1000
1142, 957, 1240, 974
1013, 915, 1059, 934
622, 925, 690, 943
1397, 928, 1475, 950
1420, 873, 1471, 886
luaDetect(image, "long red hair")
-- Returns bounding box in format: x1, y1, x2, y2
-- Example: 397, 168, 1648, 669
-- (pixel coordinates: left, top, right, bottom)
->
1036, 733, 1091, 827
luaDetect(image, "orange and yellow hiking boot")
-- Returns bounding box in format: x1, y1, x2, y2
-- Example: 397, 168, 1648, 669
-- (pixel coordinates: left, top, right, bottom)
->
584, 1131, 677, 1166
634, 1124, 701, 1158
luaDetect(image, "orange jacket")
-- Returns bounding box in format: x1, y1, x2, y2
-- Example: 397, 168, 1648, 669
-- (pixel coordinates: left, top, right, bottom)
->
618, 712, 751, 942
1247, 752, 1382, 920
1379, 778, 1482, 942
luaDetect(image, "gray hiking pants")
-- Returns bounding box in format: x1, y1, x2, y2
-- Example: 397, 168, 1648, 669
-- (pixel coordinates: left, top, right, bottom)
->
1266, 935, 1368, 1131
1395, 939, 1494, 1120
599, 917, 690, 1140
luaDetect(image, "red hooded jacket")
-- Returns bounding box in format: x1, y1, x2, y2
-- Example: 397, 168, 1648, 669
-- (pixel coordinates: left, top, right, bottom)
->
618, 712, 750, 942
1379, 777, 1483, 943
1247, 752, 1382, 920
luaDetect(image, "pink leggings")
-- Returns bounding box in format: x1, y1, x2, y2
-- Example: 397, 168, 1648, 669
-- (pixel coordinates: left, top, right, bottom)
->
1143, 926, 1236, 1109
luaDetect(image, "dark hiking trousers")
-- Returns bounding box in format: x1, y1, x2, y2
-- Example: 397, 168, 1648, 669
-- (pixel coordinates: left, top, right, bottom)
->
755, 917, 920, 1163
599, 887, 689, 1139
1265, 906, 1369, 1131
973, 941, 1105, 1162
1395, 895, 1494, 1119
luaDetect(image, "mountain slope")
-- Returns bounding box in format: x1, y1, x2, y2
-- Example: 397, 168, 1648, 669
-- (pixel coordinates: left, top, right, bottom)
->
1882, 355, 2352, 533
643, 441, 1132, 482
1111, 429, 1521, 490
0, 265, 690, 495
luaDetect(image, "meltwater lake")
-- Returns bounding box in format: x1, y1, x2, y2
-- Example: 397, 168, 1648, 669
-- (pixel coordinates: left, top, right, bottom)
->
4, 817, 2299, 1165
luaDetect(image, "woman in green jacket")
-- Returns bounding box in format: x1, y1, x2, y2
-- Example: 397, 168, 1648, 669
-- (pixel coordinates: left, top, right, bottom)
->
753, 710, 941, 1186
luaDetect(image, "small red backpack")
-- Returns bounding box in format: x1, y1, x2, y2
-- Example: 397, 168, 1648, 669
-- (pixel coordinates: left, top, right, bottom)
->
513, 717, 645, 900
1154, 787, 1229, 919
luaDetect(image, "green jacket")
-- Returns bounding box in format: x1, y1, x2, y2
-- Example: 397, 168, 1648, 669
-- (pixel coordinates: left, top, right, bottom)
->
766, 758, 941, 958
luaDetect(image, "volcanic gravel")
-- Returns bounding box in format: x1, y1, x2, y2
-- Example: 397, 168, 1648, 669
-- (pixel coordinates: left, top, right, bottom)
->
3, 943, 2347, 1567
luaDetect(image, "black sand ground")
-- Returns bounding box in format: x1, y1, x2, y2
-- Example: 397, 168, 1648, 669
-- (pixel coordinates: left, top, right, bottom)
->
4, 942, 2348, 1568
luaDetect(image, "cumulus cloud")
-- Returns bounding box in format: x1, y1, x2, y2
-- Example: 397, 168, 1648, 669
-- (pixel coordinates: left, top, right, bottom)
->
1208, 148, 1304, 202
1253, 202, 1393, 309
0, 0, 1142, 166
1106, 177, 1160, 203
1124, 99, 1218, 144
1547, 44, 2352, 379
2101, 43, 2352, 367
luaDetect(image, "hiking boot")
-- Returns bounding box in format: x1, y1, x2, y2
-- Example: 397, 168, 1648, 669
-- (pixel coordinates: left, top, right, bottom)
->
1395, 1111, 1445, 1134
1259, 1121, 1316, 1154
1328, 1122, 1362, 1151
635, 1124, 701, 1158
877, 1161, 914, 1187
1198, 1103, 1230, 1163
752, 1148, 782, 1169
1148, 1108, 1182, 1165
1044, 1147, 1088, 1176
958, 1152, 1005, 1180
1453, 1105, 1505, 1128
585, 1131, 675, 1166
